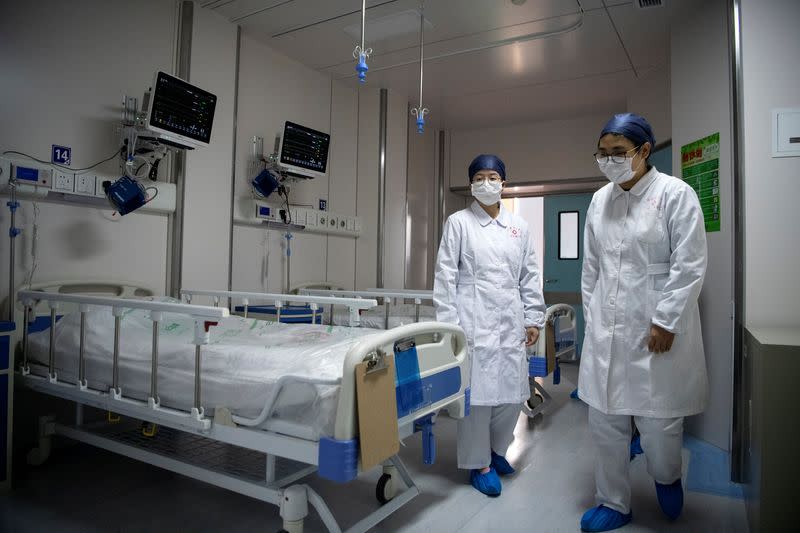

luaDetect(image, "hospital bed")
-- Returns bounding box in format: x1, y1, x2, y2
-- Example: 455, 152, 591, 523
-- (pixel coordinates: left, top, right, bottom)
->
297, 289, 577, 421
12, 282, 470, 533
523, 303, 577, 419
297, 288, 436, 330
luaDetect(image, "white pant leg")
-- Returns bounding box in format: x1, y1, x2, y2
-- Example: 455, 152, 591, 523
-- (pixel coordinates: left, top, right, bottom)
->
489, 403, 523, 457
634, 416, 684, 484
457, 405, 492, 470
589, 407, 633, 515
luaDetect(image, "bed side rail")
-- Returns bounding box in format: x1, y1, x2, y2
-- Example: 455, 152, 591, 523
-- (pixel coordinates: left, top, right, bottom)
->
16, 290, 229, 431
300, 288, 434, 328
180, 289, 378, 326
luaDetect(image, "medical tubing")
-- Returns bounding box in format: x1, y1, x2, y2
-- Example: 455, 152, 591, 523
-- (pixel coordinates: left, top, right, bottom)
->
231, 374, 341, 427
1, 148, 121, 174
48, 307, 56, 379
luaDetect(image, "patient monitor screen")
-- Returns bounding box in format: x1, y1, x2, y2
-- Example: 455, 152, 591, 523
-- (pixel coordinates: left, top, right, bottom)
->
149, 71, 217, 145
280, 121, 330, 175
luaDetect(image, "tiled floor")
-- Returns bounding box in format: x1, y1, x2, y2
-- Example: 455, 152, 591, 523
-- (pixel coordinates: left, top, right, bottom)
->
1, 364, 748, 532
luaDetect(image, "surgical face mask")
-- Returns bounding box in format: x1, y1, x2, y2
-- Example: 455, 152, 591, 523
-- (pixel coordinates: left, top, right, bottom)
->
597, 152, 643, 185
471, 179, 503, 205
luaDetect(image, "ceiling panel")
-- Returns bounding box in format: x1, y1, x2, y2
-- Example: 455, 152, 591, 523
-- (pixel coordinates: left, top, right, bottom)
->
331, 9, 630, 97
201, 0, 674, 130
437, 69, 636, 130
605, 2, 671, 70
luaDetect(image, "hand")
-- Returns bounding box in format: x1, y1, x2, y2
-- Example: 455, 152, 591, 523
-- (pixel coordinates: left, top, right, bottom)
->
525, 327, 540, 347
648, 324, 675, 354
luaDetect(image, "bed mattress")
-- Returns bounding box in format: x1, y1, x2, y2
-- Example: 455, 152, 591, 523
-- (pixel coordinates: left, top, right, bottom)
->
27, 301, 378, 438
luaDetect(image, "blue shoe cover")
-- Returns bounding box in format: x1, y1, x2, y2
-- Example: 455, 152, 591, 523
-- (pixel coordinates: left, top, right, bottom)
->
580, 505, 632, 532
629, 434, 643, 460
470, 468, 501, 496
655, 479, 683, 520
490, 451, 515, 476
570, 388, 580, 400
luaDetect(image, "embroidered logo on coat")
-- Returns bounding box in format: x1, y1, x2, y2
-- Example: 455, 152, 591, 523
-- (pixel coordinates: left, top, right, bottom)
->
509, 226, 522, 238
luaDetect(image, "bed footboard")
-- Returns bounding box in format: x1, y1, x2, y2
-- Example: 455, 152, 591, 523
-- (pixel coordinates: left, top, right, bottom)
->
318, 322, 468, 482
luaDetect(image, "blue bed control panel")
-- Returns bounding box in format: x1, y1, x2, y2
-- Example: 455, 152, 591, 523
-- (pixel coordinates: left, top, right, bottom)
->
12, 164, 52, 187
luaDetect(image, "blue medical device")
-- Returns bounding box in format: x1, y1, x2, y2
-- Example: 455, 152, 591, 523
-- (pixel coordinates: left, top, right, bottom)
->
355, 52, 369, 83
252, 168, 280, 198
102, 175, 147, 215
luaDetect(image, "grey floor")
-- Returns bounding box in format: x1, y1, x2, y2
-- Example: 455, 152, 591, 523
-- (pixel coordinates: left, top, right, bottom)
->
1, 364, 748, 533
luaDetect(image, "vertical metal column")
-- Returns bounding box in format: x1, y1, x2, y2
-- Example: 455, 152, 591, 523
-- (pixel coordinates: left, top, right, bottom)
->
194, 345, 202, 410
21, 305, 30, 372
377, 88, 388, 288
150, 317, 161, 403
228, 26, 241, 298
437, 130, 446, 245
729, 0, 746, 483
112, 313, 122, 393
167, 0, 193, 297
6, 184, 18, 322
47, 306, 56, 380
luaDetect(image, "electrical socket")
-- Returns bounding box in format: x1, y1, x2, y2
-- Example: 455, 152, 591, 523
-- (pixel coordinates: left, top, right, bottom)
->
75, 174, 96, 195
54, 172, 74, 192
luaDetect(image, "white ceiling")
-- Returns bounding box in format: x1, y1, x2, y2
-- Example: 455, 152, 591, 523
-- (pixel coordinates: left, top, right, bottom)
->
202, 0, 675, 130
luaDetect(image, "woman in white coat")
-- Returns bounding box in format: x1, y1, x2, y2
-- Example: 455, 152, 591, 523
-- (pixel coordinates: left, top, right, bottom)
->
579, 113, 708, 532
433, 154, 546, 496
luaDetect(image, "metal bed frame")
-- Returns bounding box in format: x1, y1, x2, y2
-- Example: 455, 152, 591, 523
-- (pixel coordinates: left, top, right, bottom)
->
13, 284, 470, 533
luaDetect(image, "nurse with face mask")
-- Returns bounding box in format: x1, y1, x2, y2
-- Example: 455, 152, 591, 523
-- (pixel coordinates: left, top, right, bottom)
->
433, 154, 546, 496
579, 113, 709, 531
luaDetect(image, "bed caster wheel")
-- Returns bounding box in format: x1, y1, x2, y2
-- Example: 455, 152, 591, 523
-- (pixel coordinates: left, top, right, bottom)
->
376, 473, 395, 504
526, 392, 544, 411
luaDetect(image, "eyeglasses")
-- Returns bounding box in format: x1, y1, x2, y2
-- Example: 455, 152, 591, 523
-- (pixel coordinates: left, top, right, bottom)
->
472, 173, 502, 184
594, 146, 641, 164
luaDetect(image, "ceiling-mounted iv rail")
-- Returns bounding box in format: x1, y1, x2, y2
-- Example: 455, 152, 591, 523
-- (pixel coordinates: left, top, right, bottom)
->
336, 0, 585, 79
410, 1, 429, 134
353, 0, 372, 82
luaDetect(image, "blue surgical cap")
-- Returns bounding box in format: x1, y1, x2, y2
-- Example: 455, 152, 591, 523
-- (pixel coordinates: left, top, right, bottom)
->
600, 113, 656, 149
468, 154, 506, 181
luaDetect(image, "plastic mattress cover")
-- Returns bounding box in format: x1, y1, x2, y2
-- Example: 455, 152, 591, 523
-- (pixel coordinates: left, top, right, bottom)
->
26, 298, 379, 438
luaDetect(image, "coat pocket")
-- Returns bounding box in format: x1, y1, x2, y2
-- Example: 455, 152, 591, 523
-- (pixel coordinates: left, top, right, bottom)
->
647, 262, 670, 292
636, 207, 665, 244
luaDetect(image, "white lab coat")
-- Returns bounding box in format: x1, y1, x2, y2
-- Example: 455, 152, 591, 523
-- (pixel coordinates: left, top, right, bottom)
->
579, 167, 708, 418
434, 201, 546, 406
